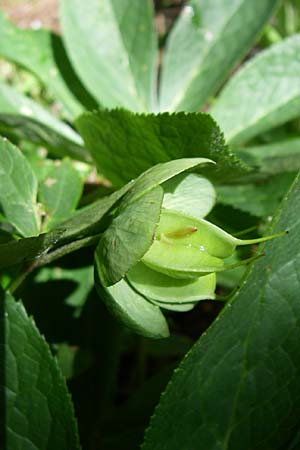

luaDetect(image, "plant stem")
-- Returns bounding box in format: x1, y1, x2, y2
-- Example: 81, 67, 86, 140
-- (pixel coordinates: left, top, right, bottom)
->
9, 233, 102, 294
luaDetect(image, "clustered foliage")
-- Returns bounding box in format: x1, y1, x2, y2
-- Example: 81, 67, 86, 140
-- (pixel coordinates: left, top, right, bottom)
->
1, 1, 300, 449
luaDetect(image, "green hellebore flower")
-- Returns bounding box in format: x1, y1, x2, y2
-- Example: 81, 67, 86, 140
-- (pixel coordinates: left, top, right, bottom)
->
95, 161, 285, 339
126, 208, 284, 309
141, 208, 285, 280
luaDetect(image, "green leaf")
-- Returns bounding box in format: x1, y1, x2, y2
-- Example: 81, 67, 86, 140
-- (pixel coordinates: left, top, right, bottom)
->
123, 157, 214, 206
76, 109, 248, 186
94, 275, 169, 339
0, 230, 63, 269
159, 0, 279, 112
60, 0, 157, 111
0, 114, 89, 162
52, 181, 133, 244
96, 186, 164, 286
0, 12, 85, 119
142, 173, 300, 450
211, 35, 300, 144
39, 159, 83, 231
1, 291, 80, 450
0, 79, 84, 152
217, 173, 295, 218
236, 138, 300, 175
35, 265, 94, 316
0, 137, 40, 236
162, 173, 216, 220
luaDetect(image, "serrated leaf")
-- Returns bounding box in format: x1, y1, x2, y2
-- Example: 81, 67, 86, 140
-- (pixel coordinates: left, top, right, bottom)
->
76, 109, 248, 186
94, 274, 169, 339
60, 0, 157, 111
0, 114, 89, 162
159, 0, 279, 112
217, 173, 295, 218
142, 173, 300, 450
39, 159, 83, 231
1, 291, 80, 450
0, 137, 40, 236
0, 12, 86, 119
162, 173, 216, 220
211, 35, 300, 144
0, 80, 85, 154
96, 186, 164, 286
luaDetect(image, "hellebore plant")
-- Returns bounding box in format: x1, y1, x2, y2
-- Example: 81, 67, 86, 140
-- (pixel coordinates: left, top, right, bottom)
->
95, 161, 284, 338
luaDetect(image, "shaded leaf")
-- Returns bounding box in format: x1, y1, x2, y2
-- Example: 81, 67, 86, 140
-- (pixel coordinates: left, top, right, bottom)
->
60, 0, 157, 111
159, 0, 279, 111
35, 265, 94, 316
1, 291, 80, 450
0, 230, 63, 270
0, 114, 89, 162
0, 80, 85, 156
52, 181, 134, 244
0, 137, 40, 236
236, 138, 300, 175
211, 35, 300, 144
217, 173, 295, 218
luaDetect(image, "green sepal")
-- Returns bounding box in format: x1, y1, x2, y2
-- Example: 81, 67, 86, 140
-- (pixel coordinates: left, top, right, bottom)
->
127, 262, 216, 303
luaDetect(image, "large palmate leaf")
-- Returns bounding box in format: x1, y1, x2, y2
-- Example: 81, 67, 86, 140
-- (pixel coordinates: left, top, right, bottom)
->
142, 173, 300, 450
38, 159, 83, 231
1, 291, 80, 450
0, 12, 85, 119
0, 137, 40, 236
159, 0, 279, 112
76, 109, 248, 186
211, 35, 300, 144
60, 0, 157, 111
